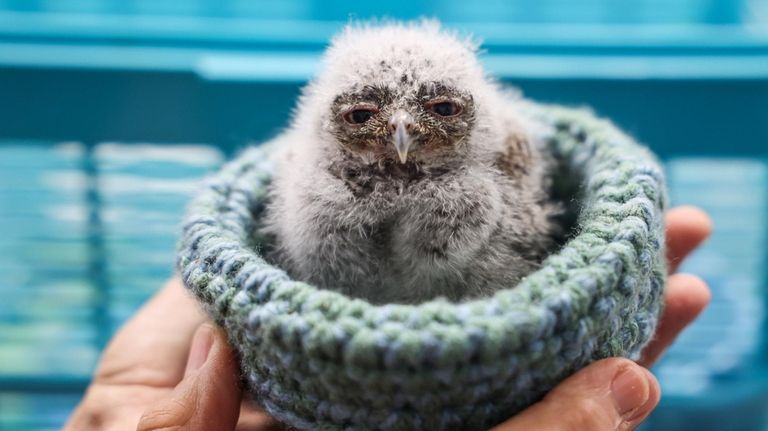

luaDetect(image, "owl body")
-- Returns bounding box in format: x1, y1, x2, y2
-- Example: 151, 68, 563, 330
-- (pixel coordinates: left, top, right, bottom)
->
260, 22, 560, 304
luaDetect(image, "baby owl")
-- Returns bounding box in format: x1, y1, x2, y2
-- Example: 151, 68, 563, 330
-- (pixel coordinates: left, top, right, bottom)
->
261, 21, 561, 304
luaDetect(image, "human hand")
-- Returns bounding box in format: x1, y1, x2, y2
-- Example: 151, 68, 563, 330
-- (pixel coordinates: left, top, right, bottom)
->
65, 206, 711, 431
63, 278, 280, 431
490, 206, 712, 430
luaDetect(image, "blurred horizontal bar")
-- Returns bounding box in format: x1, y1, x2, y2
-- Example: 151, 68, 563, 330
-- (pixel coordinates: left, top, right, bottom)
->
1, 12, 767, 49
0, 375, 89, 393
1, 69, 766, 157
1, 43, 767, 81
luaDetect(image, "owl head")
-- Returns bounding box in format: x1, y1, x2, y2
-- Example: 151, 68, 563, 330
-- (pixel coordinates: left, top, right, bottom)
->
293, 21, 504, 168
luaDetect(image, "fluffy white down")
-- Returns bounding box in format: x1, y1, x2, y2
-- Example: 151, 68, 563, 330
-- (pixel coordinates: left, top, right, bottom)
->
260, 21, 558, 304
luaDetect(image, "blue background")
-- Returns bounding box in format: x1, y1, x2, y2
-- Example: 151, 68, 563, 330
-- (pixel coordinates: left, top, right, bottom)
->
0, 0, 767, 429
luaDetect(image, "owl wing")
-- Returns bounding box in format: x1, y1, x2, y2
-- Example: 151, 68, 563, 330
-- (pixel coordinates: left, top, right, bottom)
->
494, 127, 534, 180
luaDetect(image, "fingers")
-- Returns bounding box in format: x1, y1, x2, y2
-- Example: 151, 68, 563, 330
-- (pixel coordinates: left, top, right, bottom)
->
636, 206, 712, 367
637, 274, 710, 367
236, 400, 285, 431
94, 277, 207, 388
665, 206, 712, 274
640, 205, 712, 367
137, 324, 243, 431
492, 358, 660, 431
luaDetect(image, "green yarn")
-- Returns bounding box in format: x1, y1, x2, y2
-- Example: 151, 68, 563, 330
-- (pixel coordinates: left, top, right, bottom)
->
177, 102, 667, 431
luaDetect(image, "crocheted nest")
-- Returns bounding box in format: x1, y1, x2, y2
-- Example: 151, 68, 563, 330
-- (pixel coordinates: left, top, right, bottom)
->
177, 103, 667, 431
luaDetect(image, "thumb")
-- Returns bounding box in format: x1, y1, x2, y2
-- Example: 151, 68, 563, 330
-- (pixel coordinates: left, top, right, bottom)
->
137, 323, 243, 431
492, 358, 660, 431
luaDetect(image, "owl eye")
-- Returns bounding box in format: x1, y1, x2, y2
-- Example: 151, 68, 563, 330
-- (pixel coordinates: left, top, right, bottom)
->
342, 107, 378, 125
426, 100, 462, 117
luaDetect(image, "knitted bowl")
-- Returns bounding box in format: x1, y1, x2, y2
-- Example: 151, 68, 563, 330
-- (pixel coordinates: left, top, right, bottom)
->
177, 103, 667, 431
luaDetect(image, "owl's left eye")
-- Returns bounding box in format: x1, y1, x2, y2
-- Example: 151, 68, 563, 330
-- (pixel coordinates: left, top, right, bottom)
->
342, 106, 379, 125
426, 99, 462, 117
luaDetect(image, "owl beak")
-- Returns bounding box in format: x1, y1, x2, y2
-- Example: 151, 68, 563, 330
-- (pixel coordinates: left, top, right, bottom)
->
389, 110, 415, 163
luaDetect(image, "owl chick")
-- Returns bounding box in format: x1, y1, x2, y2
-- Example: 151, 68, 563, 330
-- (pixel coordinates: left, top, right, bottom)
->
260, 21, 561, 304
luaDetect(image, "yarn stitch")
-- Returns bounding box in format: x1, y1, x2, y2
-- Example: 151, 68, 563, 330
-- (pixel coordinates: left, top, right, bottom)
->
177, 102, 667, 431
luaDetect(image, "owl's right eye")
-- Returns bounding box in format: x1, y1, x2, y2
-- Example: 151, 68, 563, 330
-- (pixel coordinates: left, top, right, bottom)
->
342, 107, 379, 125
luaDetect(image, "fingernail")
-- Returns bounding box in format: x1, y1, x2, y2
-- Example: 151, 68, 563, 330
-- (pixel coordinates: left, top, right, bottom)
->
185, 324, 215, 377
611, 366, 651, 421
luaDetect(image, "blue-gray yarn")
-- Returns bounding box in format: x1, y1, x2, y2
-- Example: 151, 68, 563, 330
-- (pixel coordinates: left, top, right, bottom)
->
177, 103, 668, 431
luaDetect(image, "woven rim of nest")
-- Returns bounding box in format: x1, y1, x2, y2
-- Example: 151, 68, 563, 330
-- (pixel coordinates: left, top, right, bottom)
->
177, 103, 668, 430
